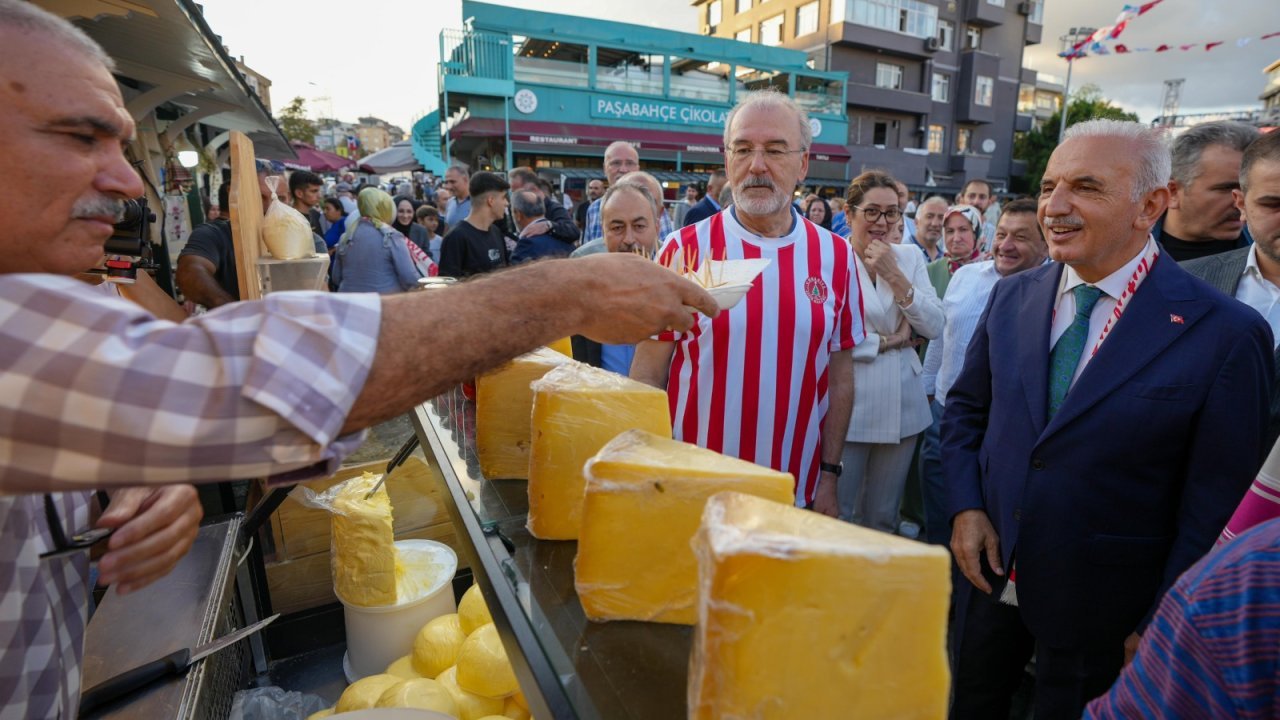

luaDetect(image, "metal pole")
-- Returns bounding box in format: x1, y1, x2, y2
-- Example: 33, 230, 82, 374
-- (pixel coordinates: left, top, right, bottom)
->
1057, 57, 1073, 145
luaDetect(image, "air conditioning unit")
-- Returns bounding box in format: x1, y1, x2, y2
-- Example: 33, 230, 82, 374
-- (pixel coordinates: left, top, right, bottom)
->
924, 36, 942, 52
1017, 2, 1033, 15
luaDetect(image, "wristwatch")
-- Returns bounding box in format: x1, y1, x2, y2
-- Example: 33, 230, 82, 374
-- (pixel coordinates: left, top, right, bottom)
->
819, 461, 843, 477
895, 286, 915, 308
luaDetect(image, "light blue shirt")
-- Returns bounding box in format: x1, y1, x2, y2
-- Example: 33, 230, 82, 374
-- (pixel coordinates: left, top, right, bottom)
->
584, 197, 674, 245
601, 343, 636, 376
922, 260, 1001, 404
445, 197, 471, 227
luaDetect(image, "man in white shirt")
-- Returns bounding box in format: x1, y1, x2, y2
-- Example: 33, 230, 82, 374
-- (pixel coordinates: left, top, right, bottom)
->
1182, 128, 1280, 444
918, 199, 1046, 545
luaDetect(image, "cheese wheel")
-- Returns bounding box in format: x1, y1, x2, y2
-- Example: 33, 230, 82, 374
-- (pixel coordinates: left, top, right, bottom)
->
412, 613, 467, 678
456, 623, 518, 698
335, 674, 401, 713
437, 665, 505, 720
385, 654, 422, 680
375, 677, 459, 715
458, 585, 492, 636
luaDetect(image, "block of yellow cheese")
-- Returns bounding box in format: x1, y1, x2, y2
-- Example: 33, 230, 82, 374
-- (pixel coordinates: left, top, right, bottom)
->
689, 491, 951, 720
527, 364, 671, 540
575, 430, 794, 624
331, 473, 400, 607
547, 336, 574, 358
476, 348, 575, 480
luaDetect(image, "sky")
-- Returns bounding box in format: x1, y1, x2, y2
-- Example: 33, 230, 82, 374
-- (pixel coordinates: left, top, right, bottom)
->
200, 0, 1278, 133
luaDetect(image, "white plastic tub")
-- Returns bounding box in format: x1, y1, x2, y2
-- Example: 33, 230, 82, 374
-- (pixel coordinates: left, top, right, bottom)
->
336, 539, 458, 680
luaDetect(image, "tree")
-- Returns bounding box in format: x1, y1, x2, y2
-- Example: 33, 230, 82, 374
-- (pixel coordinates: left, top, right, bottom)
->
277, 96, 316, 145
1013, 85, 1138, 193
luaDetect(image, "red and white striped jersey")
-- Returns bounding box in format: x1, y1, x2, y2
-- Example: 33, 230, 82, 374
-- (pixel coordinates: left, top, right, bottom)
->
656, 207, 865, 505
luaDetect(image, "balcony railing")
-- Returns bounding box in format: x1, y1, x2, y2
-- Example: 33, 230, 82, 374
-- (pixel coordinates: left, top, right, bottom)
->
440, 29, 512, 82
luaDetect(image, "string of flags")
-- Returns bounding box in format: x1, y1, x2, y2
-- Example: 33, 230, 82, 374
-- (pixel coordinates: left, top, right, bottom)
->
1059, 0, 1278, 60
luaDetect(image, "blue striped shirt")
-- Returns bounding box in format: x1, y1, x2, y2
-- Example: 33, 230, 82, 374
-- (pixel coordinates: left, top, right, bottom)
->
1086, 517, 1280, 719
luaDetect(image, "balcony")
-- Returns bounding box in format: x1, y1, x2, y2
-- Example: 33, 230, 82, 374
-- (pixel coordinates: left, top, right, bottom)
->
1015, 113, 1033, 132
1010, 159, 1029, 177
847, 82, 933, 115
950, 152, 992, 179
964, 0, 1005, 28
956, 50, 1000, 124
439, 29, 515, 97
833, 22, 935, 60
1025, 18, 1042, 45
851, 144, 931, 186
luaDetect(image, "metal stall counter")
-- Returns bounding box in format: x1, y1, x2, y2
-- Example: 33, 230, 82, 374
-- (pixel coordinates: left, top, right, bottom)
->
411, 387, 692, 720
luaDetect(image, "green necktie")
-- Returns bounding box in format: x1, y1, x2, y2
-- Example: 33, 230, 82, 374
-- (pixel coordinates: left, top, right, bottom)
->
1048, 284, 1104, 420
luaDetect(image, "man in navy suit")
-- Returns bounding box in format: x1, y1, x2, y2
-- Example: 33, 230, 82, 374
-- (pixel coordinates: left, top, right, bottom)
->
681, 170, 727, 227
942, 119, 1274, 719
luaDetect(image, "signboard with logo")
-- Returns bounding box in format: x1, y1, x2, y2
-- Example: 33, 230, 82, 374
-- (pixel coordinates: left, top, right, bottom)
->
590, 96, 729, 129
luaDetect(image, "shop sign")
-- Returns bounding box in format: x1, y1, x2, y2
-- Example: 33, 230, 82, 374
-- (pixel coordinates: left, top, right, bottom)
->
685, 144, 721, 153
591, 96, 728, 128
528, 135, 578, 145
813, 154, 831, 161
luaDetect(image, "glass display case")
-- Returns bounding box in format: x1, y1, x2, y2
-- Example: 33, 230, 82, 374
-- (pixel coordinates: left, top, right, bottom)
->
411, 388, 693, 720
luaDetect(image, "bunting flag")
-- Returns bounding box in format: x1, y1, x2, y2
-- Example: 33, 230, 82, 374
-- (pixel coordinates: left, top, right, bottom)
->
1075, 31, 1279, 57
1061, 0, 1168, 59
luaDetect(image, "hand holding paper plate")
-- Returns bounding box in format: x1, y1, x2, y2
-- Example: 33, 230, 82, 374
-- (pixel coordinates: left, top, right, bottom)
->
668, 257, 772, 312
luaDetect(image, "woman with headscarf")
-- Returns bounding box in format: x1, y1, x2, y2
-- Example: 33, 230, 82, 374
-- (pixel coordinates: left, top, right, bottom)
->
392, 196, 431, 253
839, 170, 944, 532
804, 194, 834, 231
331, 187, 423, 293
925, 204, 988, 299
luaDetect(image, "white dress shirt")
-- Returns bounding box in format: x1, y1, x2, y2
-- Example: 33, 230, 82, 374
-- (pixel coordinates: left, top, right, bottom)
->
922, 260, 1002, 405
1235, 245, 1280, 349
1051, 237, 1157, 388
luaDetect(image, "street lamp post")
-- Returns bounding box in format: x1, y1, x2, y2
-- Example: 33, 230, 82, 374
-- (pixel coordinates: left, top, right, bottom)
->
1058, 27, 1096, 144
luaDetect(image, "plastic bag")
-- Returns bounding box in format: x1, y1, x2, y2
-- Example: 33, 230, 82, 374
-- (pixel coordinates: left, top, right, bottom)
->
228, 686, 327, 720
261, 176, 315, 259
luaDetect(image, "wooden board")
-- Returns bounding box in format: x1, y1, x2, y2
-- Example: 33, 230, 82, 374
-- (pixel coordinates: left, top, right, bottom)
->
228, 131, 263, 301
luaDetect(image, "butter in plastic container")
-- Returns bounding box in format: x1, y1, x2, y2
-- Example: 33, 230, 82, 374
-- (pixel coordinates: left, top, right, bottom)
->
575, 430, 793, 625
526, 364, 671, 540
689, 491, 952, 719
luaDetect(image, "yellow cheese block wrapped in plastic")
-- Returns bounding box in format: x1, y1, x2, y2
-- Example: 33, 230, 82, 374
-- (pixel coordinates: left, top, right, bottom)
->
331, 473, 399, 607
576, 430, 793, 624
476, 348, 575, 480
527, 365, 671, 540
547, 336, 574, 357
689, 492, 951, 720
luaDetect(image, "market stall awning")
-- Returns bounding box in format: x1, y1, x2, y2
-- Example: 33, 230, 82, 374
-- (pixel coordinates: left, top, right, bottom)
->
450, 118, 850, 161
359, 142, 423, 174
287, 141, 356, 173
55, 0, 293, 158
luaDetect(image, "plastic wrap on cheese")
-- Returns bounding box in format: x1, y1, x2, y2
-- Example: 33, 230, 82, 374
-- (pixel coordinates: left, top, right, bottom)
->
689, 491, 952, 720
575, 430, 794, 624
526, 364, 672, 540
476, 348, 575, 480
291, 472, 400, 607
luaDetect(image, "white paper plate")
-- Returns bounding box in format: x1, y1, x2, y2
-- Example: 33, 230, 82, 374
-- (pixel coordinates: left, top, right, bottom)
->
706, 283, 757, 310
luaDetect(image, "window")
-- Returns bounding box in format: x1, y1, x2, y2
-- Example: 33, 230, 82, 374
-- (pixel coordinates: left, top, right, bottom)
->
512, 37, 589, 87
736, 27, 752, 43
796, 74, 843, 115
1036, 92, 1059, 112
937, 20, 954, 51
850, 0, 938, 39
737, 0, 751, 13
797, 1, 820, 36
1028, 0, 1043, 23
931, 72, 949, 102
928, 125, 945, 154
761, 14, 784, 45
873, 121, 889, 146
670, 55, 731, 103
965, 25, 982, 49
1017, 83, 1035, 113
876, 62, 904, 90
987, 0, 1005, 6
597, 51, 666, 96
708, 0, 722, 27
956, 127, 973, 154
975, 75, 994, 106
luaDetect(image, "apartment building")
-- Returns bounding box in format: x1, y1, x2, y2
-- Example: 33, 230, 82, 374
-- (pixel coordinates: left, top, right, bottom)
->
697, 0, 1043, 192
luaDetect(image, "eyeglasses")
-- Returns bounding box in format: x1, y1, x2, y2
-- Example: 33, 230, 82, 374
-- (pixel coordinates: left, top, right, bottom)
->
728, 146, 807, 163
851, 205, 903, 223
39, 492, 114, 560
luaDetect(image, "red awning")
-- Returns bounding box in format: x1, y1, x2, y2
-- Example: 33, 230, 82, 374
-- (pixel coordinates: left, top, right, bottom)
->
286, 141, 356, 173
450, 118, 849, 161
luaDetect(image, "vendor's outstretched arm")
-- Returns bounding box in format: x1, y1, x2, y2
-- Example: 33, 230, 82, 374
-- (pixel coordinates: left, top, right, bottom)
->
347, 253, 714, 432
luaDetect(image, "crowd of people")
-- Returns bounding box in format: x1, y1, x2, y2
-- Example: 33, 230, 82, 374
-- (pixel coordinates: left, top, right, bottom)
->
4, 0, 1280, 717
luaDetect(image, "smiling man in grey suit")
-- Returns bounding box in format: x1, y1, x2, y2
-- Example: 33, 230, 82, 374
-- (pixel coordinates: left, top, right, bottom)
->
1183, 130, 1280, 445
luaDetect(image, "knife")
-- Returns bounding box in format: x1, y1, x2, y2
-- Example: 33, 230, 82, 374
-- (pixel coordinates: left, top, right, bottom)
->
79, 614, 279, 715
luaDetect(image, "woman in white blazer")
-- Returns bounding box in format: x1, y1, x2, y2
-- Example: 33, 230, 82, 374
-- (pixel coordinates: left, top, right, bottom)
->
840, 172, 944, 531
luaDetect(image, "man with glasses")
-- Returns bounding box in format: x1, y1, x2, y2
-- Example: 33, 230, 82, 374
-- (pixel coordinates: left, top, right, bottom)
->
582, 140, 672, 245
631, 91, 865, 517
